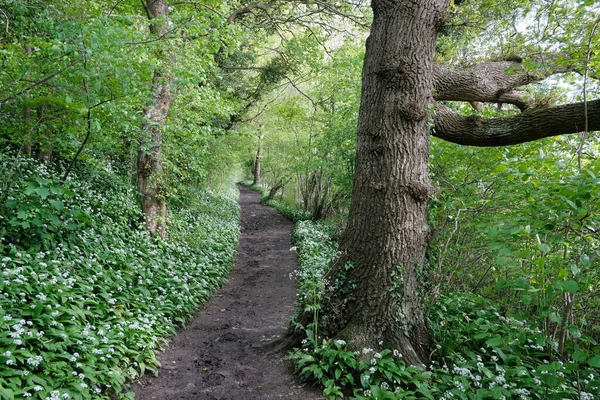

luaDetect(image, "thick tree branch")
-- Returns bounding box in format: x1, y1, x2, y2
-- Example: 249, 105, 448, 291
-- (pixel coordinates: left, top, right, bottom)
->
227, 2, 271, 23
433, 100, 600, 147
433, 58, 572, 110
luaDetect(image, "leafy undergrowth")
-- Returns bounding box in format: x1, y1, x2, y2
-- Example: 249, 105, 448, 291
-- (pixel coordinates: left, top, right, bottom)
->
288, 220, 600, 399
0, 154, 239, 400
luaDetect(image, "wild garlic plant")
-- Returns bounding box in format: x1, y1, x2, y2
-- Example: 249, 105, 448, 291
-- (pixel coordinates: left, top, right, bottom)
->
1, 154, 240, 399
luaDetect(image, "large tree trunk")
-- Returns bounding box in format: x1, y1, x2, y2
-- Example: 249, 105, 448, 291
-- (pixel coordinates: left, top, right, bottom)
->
326, 0, 448, 366
137, 0, 173, 239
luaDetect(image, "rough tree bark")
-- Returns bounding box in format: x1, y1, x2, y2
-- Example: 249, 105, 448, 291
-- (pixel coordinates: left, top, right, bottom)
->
325, 0, 449, 365
137, 0, 173, 239
433, 57, 573, 110
434, 99, 600, 146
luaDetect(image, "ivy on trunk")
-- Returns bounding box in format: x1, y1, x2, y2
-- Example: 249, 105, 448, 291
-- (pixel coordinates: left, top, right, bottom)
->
137, 0, 173, 239
324, 0, 449, 366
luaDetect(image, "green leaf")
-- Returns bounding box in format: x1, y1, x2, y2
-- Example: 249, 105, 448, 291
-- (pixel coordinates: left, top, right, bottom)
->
50, 200, 64, 210
572, 350, 588, 362
570, 263, 579, 276
538, 243, 551, 254
493, 164, 508, 173
36, 187, 50, 199
562, 280, 578, 293
360, 373, 370, 388
587, 356, 600, 367
485, 336, 502, 347
568, 326, 581, 338
0, 389, 14, 400
540, 373, 559, 387
549, 312, 561, 323
417, 386, 435, 400
345, 373, 354, 385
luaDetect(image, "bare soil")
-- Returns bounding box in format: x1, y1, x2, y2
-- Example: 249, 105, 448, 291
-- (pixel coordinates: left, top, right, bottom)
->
131, 186, 322, 400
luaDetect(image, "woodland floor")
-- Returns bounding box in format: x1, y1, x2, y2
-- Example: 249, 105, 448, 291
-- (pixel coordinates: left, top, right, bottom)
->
131, 185, 322, 400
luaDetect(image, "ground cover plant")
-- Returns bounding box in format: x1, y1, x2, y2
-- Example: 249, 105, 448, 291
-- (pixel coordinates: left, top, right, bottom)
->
288, 220, 600, 399
0, 153, 239, 399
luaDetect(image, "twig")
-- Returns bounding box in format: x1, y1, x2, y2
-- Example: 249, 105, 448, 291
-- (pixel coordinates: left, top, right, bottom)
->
0, 7, 9, 36
61, 44, 115, 182
0, 60, 79, 104
283, 74, 317, 108
577, 16, 600, 171
126, 15, 195, 45
238, 92, 284, 123
61, 96, 114, 180
106, 0, 125, 17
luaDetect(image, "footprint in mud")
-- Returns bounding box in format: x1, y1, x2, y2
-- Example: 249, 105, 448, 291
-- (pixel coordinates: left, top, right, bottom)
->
215, 332, 239, 342
201, 371, 226, 386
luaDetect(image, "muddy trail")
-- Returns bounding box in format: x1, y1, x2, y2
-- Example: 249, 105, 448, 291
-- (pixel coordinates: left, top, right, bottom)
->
132, 185, 321, 400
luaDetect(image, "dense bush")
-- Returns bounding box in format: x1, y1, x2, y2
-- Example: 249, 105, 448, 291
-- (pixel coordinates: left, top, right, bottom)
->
288, 220, 600, 399
429, 139, 600, 344
0, 154, 239, 399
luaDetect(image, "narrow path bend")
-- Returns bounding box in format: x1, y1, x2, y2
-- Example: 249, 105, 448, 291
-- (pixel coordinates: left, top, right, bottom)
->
133, 185, 321, 399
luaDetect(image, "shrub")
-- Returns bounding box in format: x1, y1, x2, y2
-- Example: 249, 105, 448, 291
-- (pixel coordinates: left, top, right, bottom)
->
288, 219, 600, 399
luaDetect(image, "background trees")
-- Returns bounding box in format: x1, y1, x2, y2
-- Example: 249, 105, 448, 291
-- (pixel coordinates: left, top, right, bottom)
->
0, 0, 346, 222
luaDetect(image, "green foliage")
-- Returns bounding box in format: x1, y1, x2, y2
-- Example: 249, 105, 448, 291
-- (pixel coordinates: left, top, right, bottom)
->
429, 293, 600, 400
0, 0, 279, 198
289, 219, 600, 399
290, 220, 338, 314
0, 1, 151, 166
0, 154, 239, 399
288, 339, 433, 400
238, 40, 363, 219
429, 137, 600, 344
265, 198, 313, 222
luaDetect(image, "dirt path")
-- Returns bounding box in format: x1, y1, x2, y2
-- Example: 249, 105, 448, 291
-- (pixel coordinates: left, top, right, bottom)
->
132, 186, 321, 400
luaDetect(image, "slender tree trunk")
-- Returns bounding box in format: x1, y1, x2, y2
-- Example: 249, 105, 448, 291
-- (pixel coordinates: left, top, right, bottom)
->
327, 0, 448, 365
253, 132, 264, 185
23, 106, 32, 156
23, 45, 32, 156
37, 105, 53, 162
137, 0, 173, 239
